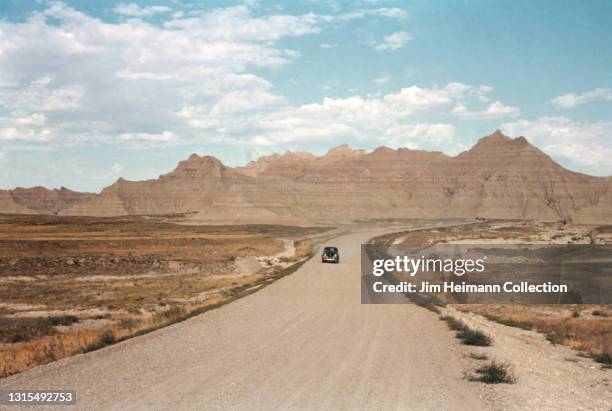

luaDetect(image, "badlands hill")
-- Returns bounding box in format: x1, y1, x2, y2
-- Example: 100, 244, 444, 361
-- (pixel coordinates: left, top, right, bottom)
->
2, 131, 611, 223
0, 186, 94, 215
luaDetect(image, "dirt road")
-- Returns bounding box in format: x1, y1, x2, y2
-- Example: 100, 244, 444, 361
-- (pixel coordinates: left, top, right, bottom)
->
1, 227, 489, 410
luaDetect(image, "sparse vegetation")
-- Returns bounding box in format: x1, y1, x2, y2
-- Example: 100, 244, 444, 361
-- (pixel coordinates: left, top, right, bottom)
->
469, 352, 488, 360
0, 214, 329, 378
440, 315, 493, 346
476, 312, 534, 331
592, 310, 608, 317
374, 222, 612, 366
152, 306, 187, 323
457, 304, 612, 365
593, 352, 612, 368
468, 361, 516, 384
459, 326, 493, 346
85, 329, 116, 352
0, 316, 79, 343
440, 315, 465, 331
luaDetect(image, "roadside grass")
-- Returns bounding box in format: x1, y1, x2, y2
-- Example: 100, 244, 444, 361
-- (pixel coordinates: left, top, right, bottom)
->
456, 305, 612, 367
593, 352, 612, 368
372, 220, 612, 369
370, 220, 539, 247
0, 249, 314, 378
0, 316, 79, 343
0, 214, 332, 378
460, 327, 493, 346
440, 315, 493, 346
467, 361, 517, 384
592, 310, 608, 317
440, 315, 465, 331
481, 314, 533, 331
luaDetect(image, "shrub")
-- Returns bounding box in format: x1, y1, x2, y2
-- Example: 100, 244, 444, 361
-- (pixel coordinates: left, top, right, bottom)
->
593, 352, 612, 367
152, 306, 187, 324
0, 316, 79, 343
459, 327, 493, 346
118, 318, 141, 329
440, 315, 493, 346
85, 329, 115, 352
440, 315, 466, 331
481, 313, 533, 331
592, 310, 608, 317
471, 361, 516, 384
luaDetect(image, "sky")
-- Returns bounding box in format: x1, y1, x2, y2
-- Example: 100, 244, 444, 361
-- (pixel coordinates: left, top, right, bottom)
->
0, 0, 611, 192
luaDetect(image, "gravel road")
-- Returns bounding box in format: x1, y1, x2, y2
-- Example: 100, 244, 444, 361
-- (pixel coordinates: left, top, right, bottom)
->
1, 227, 491, 410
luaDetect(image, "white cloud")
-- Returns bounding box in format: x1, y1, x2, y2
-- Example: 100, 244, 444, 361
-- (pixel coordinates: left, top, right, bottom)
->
368, 8, 407, 18
0, 3, 327, 146
551, 88, 612, 108
113, 3, 172, 17
451, 101, 519, 119
14, 113, 46, 126
501, 116, 612, 176
117, 131, 176, 142
240, 83, 488, 151
111, 163, 124, 173
168, 81, 503, 154
374, 31, 413, 50
0, 2, 533, 187
373, 76, 390, 84
163, 6, 321, 41
0, 127, 53, 142
334, 7, 407, 21
384, 124, 456, 149
476, 85, 493, 102
0, 3, 431, 153
0, 112, 52, 142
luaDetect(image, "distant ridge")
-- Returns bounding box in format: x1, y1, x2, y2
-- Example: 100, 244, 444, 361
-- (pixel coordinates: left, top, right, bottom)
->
0, 186, 94, 215
2, 131, 611, 224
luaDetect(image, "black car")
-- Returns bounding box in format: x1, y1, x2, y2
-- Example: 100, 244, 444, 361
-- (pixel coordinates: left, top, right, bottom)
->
321, 246, 339, 263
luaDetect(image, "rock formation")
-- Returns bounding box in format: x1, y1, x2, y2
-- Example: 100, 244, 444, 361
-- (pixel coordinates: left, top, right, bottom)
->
1, 187, 94, 215
2, 131, 611, 224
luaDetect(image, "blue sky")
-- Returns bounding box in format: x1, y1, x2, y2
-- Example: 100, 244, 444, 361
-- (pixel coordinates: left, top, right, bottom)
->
1, 0, 611, 192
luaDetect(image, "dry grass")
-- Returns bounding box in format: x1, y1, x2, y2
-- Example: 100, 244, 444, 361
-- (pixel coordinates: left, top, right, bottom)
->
457, 304, 612, 363
0, 315, 79, 343
0, 256, 312, 378
440, 315, 493, 346
0, 214, 330, 378
375, 220, 612, 365
372, 220, 541, 247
